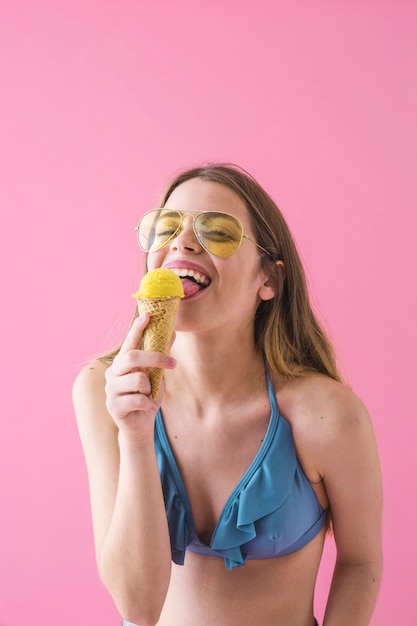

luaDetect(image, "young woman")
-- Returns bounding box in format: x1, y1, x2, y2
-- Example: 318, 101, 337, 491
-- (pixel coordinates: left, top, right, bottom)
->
73, 163, 382, 626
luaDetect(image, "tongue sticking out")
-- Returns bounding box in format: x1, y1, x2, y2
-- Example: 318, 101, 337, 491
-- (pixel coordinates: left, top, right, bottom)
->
181, 278, 204, 298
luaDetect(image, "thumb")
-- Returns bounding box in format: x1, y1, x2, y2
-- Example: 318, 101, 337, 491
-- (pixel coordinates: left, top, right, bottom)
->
119, 313, 150, 354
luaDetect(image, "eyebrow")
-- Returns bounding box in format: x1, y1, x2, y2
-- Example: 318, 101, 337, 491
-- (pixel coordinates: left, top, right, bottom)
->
158, 209, 180, 217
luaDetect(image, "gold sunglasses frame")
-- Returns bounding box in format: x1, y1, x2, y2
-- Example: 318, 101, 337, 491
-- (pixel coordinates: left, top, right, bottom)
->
135, 209, 271, 258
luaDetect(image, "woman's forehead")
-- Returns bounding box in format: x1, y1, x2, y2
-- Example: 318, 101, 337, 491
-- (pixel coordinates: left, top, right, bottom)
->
164, 178, 249, 218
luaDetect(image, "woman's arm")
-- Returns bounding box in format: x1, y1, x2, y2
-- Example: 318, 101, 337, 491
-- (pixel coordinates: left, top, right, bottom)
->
319, 387, 383, 626
73, 315, 176, 626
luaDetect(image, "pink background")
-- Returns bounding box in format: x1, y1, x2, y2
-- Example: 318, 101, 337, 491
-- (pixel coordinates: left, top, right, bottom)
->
1, 1, 416, 624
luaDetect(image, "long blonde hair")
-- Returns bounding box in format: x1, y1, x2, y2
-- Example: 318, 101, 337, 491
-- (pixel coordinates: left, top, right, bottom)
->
101, 162, 342, 383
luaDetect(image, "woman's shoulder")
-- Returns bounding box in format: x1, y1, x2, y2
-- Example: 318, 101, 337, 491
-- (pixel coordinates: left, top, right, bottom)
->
273, 372, 371, 442
73, 357, 111, 392
274, 373, 375, 484
72, 358, 114, 425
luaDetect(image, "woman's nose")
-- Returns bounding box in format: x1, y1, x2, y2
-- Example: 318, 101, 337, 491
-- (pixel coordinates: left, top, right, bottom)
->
169, 215, 202, 253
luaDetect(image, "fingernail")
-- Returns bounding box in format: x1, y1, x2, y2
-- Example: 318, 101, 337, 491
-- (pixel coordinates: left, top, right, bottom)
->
166, 356, 177, 368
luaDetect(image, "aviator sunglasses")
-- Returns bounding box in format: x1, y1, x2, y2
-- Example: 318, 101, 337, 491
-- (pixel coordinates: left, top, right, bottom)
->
135, 209, 271, 258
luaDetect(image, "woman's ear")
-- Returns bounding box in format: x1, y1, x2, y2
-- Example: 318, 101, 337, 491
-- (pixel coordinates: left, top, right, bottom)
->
258, 261, 286, 301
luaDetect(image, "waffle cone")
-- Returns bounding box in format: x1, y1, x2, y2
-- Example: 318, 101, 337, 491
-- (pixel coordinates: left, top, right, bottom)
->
137, 297, 180, 399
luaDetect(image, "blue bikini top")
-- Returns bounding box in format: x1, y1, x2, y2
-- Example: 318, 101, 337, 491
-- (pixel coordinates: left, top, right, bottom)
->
154, 375, 328, 570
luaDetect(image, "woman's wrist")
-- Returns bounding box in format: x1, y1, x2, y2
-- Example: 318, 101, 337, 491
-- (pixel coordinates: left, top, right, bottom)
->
117, 428, 156, 454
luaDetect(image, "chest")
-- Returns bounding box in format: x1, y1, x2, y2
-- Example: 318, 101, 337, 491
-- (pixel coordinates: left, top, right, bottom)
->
162, 408, 271, 544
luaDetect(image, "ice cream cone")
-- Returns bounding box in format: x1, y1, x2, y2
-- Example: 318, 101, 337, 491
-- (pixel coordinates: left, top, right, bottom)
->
132, 268, 184, 400
137, 296, 181, 399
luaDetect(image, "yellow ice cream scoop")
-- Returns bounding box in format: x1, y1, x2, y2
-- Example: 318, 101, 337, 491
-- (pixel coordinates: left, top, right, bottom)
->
132, 269, 184, 399
133, 268, 184, 300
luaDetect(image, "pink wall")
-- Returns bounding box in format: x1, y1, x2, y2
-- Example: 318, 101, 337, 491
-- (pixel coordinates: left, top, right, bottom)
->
1, 1, 416, 624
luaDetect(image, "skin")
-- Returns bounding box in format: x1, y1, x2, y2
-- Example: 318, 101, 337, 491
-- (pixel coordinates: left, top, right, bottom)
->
73, 179, 383, 626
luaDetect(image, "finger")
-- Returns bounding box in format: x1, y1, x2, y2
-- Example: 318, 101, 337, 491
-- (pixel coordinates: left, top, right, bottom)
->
107, 389, 156, 418
118, 313, 149, 355
110, 349, 177, 378
107, 370, 152, 397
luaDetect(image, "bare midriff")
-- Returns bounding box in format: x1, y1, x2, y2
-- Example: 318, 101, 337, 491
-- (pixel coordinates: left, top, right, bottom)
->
156, 529, 325, 626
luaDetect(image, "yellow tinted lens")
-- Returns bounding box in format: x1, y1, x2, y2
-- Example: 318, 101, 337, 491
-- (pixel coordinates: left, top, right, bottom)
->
195, 213, 242, 257
138, 210, 182, 251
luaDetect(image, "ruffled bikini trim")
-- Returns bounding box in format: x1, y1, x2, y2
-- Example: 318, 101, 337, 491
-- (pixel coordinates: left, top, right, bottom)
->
155, 378, 328, 571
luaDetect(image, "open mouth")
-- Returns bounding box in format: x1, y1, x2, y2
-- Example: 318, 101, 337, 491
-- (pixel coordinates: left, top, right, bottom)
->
170, 268, 211, 298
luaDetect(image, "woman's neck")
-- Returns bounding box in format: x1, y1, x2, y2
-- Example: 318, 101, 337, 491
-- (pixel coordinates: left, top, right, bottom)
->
165, 330, 267, 406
